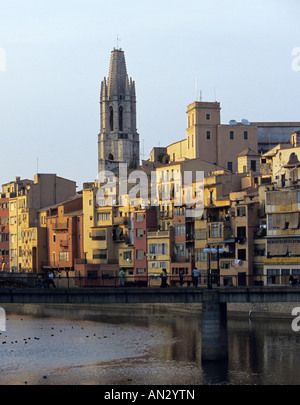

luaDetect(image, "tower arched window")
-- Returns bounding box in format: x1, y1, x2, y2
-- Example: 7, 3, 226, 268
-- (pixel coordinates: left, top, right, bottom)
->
119, 106, 123, 131
109, 106, 114, 131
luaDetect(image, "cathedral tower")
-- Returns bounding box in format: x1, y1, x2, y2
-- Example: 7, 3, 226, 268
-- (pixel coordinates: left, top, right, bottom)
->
98, 48, 140, 173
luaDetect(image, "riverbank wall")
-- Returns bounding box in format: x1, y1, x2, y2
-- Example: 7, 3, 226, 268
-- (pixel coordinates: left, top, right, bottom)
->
1, 301, 299, 320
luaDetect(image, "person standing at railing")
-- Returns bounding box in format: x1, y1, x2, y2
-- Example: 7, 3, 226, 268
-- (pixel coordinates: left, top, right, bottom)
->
160, 268, 168, 288
118, 268, 125, 287
47, 271, 56, 288
179, 268, 184, 287
192, 267, 199, 288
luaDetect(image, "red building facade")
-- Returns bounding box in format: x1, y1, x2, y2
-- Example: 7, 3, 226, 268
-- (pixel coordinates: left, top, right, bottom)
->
133, 208, 157, 284
44, 196, 83, 273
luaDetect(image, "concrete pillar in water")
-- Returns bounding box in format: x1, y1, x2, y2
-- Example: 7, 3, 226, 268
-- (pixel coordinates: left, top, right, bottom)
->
201, 290, 228, 361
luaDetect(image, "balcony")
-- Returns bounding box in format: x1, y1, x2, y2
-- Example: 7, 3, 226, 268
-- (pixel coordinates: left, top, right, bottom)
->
113, 217, 128, 226
90, 230, 106, 241
59, 240, 69, 248
147, 230, 170, 238
52, 220, 68, 230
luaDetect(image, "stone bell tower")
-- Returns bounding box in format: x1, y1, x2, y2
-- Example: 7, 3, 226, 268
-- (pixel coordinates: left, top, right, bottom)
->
98, 48, 140, 173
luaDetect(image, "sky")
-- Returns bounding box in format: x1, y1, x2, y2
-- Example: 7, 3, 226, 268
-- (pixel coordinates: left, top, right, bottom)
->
0, 0, 300, 189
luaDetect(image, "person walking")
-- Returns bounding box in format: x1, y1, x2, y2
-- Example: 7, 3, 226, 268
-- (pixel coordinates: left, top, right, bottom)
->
160, 268, 168, 288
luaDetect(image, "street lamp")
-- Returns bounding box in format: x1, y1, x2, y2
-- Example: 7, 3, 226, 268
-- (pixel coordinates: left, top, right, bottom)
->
203, 246, 224, 289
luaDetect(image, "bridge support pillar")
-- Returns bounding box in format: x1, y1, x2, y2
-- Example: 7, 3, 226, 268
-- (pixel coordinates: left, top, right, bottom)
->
201, 290, 228, 361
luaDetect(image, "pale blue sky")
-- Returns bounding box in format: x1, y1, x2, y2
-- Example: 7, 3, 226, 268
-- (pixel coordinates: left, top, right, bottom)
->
0, 0, 300, 188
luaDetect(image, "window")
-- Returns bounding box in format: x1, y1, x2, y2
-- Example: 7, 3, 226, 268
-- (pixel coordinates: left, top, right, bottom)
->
174, 243, 186, 257
206, 131, 211, 140
227, 162, 233, 171
238, 249, 246, 261
59, 251, 69, 262
237, 226, 247, 241
136, 213, 144, 222
211, 224, 222, 239
149, 243, 167, 255
175, 223, 186, 236
136, 228, 144, 238
119, 106, 123, 131
136, 250, 144, 260
109, 106, 114, 131
237, 206, 246, 216
97, 213, 111, 221
195, 249, 208, 262
244, 131, 248, 140
268, 214, 273, 230
206, 113, 211, 120
230, 131, 234, 140
251, 160, 257, 172
123, 251, 132, 260
93, 250, 107, 260
136, 268, 144, 275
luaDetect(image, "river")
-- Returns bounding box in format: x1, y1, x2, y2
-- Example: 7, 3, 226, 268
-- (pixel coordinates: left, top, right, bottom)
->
0, 305, 299, 385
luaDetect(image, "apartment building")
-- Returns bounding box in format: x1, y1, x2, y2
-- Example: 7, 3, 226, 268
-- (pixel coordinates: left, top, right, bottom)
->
0, 193, 9, 271
264, 188, 300, 284
147, 228, 174, 286
165, 101, 258, 173
133, 208, 157, 285
9, 174, 76, 273
42, 195, 83, 276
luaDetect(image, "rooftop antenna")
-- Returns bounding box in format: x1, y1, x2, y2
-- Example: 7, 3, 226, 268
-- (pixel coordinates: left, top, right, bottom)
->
200, 90, 203, 102
116, 34, 121, 50
195, 68, 198, 101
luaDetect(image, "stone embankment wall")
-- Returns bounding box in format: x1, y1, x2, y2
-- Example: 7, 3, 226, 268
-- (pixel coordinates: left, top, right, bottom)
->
2, 301, 299, 320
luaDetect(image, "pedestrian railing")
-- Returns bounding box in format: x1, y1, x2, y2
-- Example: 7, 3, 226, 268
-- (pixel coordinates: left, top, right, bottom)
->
0, 272, 299, 289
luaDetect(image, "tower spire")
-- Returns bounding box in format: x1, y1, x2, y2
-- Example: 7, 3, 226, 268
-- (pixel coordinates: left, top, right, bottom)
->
98, 48, 140, 173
